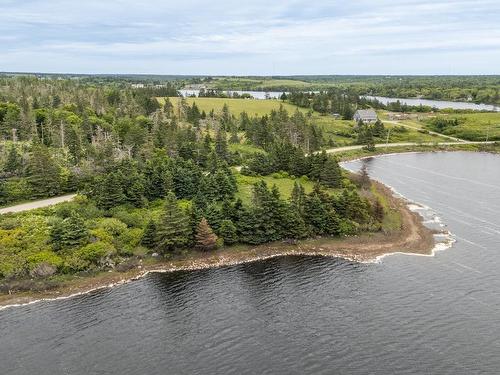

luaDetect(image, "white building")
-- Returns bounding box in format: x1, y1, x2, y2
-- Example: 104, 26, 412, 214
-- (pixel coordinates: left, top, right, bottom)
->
353, 109, 378, 123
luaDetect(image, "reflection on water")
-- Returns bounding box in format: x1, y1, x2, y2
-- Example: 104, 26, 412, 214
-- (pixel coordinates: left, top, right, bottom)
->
1, 152, 500, 375
364, 95, 500, 111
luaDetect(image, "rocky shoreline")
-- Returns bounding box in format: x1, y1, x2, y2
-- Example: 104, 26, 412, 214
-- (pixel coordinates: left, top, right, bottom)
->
0, 180, 440, 310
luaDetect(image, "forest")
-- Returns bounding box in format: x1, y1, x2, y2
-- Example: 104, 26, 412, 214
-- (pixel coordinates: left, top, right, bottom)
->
0, 76, 384, 285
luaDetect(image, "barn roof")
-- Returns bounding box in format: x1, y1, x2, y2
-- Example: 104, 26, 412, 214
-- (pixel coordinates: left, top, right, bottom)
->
355, 109, 378, 119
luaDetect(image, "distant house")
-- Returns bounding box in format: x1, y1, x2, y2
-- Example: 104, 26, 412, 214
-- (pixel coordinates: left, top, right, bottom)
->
353, 109, 378, 123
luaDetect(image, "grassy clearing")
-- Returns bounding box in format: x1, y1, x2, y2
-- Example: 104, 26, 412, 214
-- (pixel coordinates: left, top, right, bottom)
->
235, 173, 320, 205
310, 116, 356, 146
383, 122, 440, 143
161, 97, 307, 117
161, 96, 358, 145
159, 97, 469, 146
423, 112, 500, 141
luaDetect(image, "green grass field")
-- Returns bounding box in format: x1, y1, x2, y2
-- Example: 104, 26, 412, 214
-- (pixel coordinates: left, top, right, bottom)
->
162, 96, 360, 145
159, 97, 449, 146
235, 173, 321, 205
161, 97, 307, 117
422, 112, 500, 141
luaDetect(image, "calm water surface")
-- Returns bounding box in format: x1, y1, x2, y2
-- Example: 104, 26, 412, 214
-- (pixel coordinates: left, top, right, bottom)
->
364, 95, 500, 111
1, 152, 500, 374
179, 89, 283, 99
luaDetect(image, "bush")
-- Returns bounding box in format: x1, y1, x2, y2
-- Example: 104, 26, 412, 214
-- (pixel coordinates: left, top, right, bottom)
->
66, 242, 115, 272
26, 251, 63, 277
271, 171, 290, 179
110, 207, 148, 227
337, 219, 359, 236
94, 218, 127, 236
53, 198, 102, 220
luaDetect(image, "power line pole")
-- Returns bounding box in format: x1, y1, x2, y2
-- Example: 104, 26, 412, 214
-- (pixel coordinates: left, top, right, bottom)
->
385, 126, 392, 149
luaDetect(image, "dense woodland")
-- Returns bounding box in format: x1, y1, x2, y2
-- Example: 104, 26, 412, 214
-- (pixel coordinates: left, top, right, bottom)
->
0, 76, 383, 284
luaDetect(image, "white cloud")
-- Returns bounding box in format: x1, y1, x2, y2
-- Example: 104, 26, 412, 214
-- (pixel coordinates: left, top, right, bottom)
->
0, 0, 499, 74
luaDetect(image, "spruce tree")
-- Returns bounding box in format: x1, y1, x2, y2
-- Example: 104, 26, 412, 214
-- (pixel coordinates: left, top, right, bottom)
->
155, 192, 191, 253
282, 204, 308, 239
127, 179, 146, 207
26, 144, 62, 198
320, 157, 343, 188
291, 182, 306, 214
141, 220, 157, 248
195, 217, 218, 251
50, 213, 89, 251
96, 172, 126, 210
0, 179, 7, 205
5, 145, 21, 175
372, 120, 386, 138
219, 219, 238, 245
215, 130, 229, 160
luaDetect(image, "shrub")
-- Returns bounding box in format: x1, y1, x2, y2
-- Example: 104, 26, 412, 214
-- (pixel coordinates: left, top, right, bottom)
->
26, 251, 63, 277
110, 207, 147, 227
66, 242, 115, 272
95, 218, 127, 236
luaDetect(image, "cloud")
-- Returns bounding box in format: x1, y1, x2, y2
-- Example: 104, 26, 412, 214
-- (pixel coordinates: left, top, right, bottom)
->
0, 0, 499, 74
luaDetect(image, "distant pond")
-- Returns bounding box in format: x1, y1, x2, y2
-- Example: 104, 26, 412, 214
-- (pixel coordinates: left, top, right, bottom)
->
364, 95, 500, 111
179, 89, 284, 99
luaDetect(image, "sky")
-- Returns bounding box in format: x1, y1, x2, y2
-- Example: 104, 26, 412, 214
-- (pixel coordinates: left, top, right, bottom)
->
1, 0, 499, 75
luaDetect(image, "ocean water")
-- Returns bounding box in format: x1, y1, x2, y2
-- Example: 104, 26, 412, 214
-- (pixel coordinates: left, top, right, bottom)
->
1, 152, 499, 374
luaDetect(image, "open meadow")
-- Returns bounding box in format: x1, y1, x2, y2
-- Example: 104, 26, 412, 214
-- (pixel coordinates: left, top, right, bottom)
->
161, 97, 443, 145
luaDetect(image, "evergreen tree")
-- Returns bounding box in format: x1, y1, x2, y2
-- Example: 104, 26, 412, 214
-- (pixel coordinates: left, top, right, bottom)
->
218, 219, 238, 245
215, 130, 229, 160
357, 124, 375, 151
229, 126, 239, 144
204, 203, 223, 231
195, 217, 218, 251
282, 204, 308, 239
320, 157, 343, 188
372, 120, 386, 138
141, 220, 157, 248
304, 190, 339, 235
26, 144, 62, 198
127, 179, 146, 207
50, 213, 89, 251
155, 192, 191, 253
4, 145, 21, 175
291, 182, 306, 214
0, 179, 7, 205
249, 182, 287, 243
96, 171, 126, 210
220, 103, 232, 130
143, 151, 173, 200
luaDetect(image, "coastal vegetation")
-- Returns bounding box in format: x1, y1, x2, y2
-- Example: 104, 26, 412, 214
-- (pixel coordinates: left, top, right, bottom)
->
0, 76, 385, 292
0, 74, 498, 296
